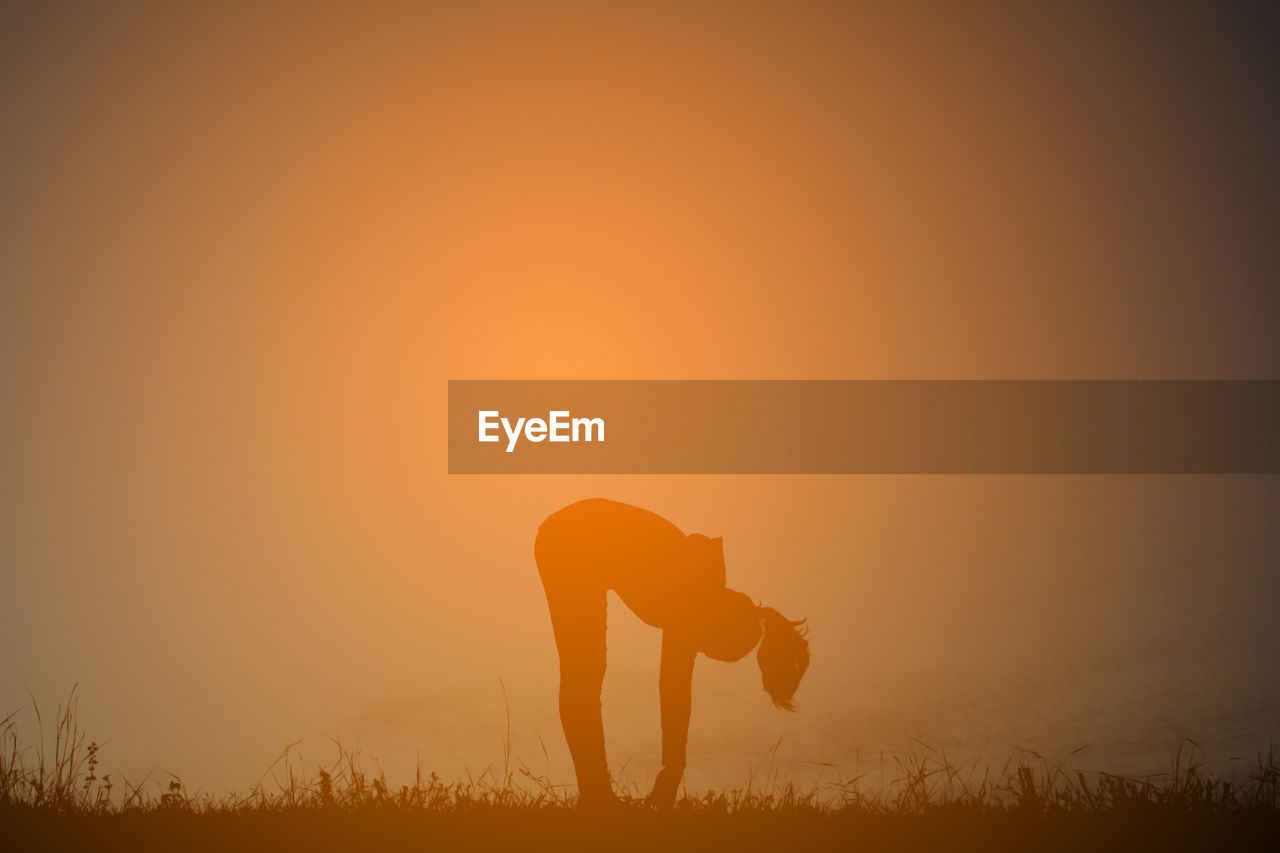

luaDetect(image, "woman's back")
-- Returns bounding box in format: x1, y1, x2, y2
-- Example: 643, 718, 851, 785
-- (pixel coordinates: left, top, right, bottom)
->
536, 498, 725, 629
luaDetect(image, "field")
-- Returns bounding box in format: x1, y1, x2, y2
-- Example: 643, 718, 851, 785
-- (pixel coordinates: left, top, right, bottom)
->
3, 690, 1277, 851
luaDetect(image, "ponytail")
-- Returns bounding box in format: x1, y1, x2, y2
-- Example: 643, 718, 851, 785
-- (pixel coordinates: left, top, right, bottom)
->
755, 606, 810, 711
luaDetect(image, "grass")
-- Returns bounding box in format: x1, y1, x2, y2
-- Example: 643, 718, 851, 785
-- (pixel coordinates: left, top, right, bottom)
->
2, 687, 1277, 851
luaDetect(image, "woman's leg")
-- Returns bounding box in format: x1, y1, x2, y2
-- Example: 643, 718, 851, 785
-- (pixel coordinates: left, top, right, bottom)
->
536, 555, 612, 804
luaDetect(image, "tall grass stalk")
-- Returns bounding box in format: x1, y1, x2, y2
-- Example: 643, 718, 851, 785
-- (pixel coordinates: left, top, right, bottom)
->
2, 690, 1276, 817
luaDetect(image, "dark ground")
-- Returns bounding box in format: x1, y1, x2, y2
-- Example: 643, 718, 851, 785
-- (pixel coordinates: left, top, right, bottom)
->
5, 805, 1279, 853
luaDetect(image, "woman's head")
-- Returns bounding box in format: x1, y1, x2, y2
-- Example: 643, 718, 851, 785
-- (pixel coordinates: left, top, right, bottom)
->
695, 589, 763, 662
693, 590, 810, 711
756, 607, 810, 711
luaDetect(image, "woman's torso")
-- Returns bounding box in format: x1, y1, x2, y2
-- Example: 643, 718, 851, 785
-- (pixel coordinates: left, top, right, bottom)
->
536, 498, 725, 629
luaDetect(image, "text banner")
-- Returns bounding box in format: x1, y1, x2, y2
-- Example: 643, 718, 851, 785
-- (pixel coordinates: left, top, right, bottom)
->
447, 380, 1280, 474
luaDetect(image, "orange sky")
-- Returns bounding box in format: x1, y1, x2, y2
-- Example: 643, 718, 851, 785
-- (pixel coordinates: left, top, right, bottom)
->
1, 1, 1277, 794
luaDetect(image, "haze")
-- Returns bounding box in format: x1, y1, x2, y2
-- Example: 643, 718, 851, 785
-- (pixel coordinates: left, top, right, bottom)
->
2, 2, 1277, 795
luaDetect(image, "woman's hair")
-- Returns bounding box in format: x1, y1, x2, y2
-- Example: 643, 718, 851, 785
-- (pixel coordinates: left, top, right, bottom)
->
756, 606, 810, 711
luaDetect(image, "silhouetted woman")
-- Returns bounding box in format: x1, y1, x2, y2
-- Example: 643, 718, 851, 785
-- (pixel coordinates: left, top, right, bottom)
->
535, 498, 810, 808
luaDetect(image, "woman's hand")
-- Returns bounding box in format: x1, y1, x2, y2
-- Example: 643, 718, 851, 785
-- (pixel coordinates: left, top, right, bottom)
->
656, 633, 695, 808
647, 765, 683, 808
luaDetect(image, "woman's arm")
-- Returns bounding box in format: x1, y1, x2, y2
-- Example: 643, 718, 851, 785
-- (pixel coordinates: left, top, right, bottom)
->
650, 631, 696, 807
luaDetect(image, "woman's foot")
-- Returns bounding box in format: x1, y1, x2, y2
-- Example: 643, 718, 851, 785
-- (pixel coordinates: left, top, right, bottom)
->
576, 787, 623, 811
